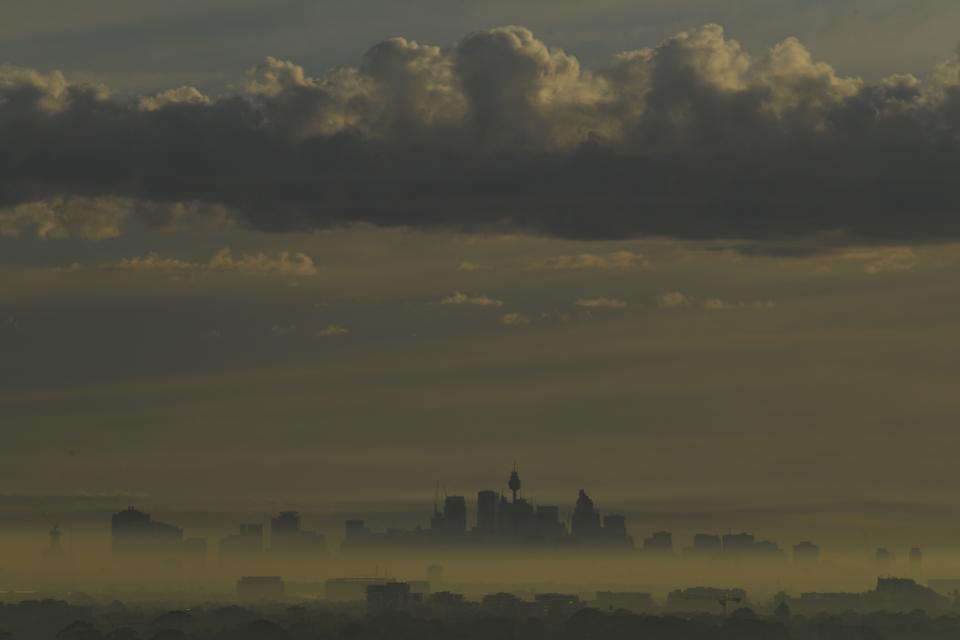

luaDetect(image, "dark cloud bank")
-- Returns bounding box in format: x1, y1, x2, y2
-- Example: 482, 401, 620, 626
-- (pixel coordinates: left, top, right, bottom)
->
4, 24, 960, 244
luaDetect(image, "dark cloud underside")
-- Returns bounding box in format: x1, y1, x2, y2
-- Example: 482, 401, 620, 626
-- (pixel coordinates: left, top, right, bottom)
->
3, 25, 960, 244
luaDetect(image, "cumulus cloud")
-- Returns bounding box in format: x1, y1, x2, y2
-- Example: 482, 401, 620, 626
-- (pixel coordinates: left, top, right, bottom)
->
575, 297, 628, 308
0, 196, 127, 240
498, 312, 531, 325
657, 291, 695, 308
139, 86, 210, 111
530, 251, 648, 270
206, 248, 317, 275
4, 26, 960, 245
0, 196, 231, 239
704, 298, 776, 311
440, 291, 504, 306
95, 248, 317, 275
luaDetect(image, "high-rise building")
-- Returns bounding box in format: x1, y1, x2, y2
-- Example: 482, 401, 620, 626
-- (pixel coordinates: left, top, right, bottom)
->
535, 505, 564, 537
643, 531, 673, 554
271, 511, 301, 551
443, 496, 467, 533
603, 515, 626, 536
477, 490, 497, 533
571, 490, 602, 540
219, 524, 263, 558
345, 519, 370, 538
111, 507, 183, 556
691, 534, 722, 555
722, 532, 755, 554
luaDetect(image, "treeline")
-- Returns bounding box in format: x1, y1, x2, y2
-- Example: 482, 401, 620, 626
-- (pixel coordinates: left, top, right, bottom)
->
1, 599, 959, 640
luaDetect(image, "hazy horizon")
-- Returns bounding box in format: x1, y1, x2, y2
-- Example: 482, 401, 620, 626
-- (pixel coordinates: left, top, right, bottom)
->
5, 4, 960, 624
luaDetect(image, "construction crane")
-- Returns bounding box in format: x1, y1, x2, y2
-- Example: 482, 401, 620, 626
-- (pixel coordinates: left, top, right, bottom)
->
670, 588, 743, 616
718, 595, 741, 617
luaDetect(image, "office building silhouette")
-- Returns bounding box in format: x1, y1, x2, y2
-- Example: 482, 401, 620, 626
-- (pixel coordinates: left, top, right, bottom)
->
111, 507, 183, 556
341, 466, 633, 550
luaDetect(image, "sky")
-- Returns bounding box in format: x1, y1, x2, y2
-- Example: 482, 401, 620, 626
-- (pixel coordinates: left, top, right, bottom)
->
3, 0, 960, 550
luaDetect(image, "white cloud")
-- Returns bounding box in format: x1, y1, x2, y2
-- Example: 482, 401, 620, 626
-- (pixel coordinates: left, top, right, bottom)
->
575, 297, 628, 309
704, 298, 727, 311
109, 253, 195, 271
440, 291, 504, 307
93, 248, 317, 276
657, 291, 695, 308
0, 196, 127, 240
207, 248, 317, 275
138, 86, 210, 111
704, 298, 775, 311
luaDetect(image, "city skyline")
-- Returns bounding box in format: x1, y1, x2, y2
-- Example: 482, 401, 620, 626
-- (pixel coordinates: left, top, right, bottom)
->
6, 6, 960, 628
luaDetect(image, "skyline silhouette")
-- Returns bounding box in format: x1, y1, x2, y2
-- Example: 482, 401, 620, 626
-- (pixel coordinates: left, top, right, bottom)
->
4, 3, 960, 637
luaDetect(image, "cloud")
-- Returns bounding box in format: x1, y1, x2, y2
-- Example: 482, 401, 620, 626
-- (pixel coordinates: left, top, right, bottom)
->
440, 291, 504, 307
206, 248, 317, 275
575, 297, 628, 308
4, 26, 960, 245
498, 312, 531, 325
704, 298, 776, 311
0, 196, 231, 239
95, 248, 317, 275
657, 291, 695, 308
317, 324, 350, 337
530, 251, 648, 270
456, 261, 486, 271
837, 246, 916, 274
0, 196, 127, 240
138, 86, 211, 112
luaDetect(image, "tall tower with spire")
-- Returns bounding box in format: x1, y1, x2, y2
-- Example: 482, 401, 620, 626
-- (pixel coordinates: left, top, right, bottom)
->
508, 463, 521, 503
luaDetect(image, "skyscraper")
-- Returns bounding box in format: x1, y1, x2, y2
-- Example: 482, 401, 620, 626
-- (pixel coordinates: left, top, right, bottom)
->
571, 490, 602, 540
643, 531, 673, 554
477, 490, 497, 533
271, 511, 301, 552
111, 507, 183, 556
443, 496, 467, 533
219, 523, 264, 558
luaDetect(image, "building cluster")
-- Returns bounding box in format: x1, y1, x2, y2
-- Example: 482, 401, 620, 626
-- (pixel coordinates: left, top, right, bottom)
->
313, 576, 654, 617
220, 511, 326, 560
109, 507, 326, 562
788, 577, 950, 614
343, 467, 633, 550
111, 507, 187, 556
230, 572, 955, 620
676, 532, 789, 558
